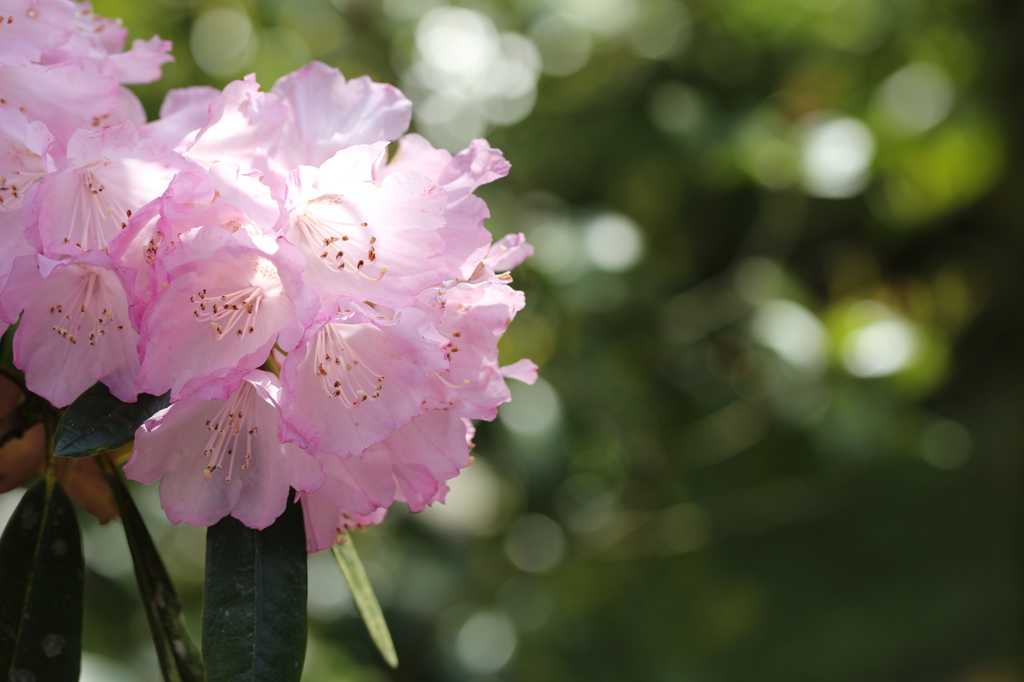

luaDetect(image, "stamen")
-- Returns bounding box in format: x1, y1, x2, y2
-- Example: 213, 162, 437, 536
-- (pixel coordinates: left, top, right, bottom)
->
61, 170, 136, 252
201, 383, 259, 481
192, 285, 264, 341
293, 210, 387, 282
435, 372, 470, 389
48, 268, 121, 346
312, 324, 386, 407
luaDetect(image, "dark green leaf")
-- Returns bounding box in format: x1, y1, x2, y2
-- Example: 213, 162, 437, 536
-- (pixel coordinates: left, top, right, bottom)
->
202, 493, 307, 682
0, 319, 18, 373
0, 477, 83, 682
100, 457, 204, 682
53, 382, 170, 458
332, 538, 398, 668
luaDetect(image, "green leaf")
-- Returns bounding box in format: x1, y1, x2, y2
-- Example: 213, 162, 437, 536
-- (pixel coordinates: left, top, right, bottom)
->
0, 477, 83, 682
332, 537, 398, 668
53, 382, 170, 458
202, 493, 307, 682
99, 457, 204, 682
1, 319, 18, 372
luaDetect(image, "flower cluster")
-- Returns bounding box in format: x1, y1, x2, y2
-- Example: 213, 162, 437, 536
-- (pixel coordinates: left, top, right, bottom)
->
0, 1, 534, 552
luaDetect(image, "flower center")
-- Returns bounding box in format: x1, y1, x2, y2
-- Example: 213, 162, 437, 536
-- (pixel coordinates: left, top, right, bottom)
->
312, 324, 386, 407
202, 382, 260, 482
191, 285, 265, 340
60, 170, 135, 253
48, 267, 124, 346
293, 196, 387, 282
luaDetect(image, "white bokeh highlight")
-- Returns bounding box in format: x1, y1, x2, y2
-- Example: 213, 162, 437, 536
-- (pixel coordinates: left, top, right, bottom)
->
800, 116, 876, 198
190, 7, 256, 77
751, 299, 828, 374
454, 610, 518, 674
876, 63, 954, 134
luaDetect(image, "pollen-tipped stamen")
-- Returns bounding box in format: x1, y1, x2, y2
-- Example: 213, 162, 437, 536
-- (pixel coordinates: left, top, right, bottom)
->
312, 323, 387, 407
192, 285, 265, 341
293, 209, 387, 282
202, 383, 259, 481
49, 268, 118, 346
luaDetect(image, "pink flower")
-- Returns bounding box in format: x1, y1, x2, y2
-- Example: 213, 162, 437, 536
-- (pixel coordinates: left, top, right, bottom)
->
136, 225, 317, 401
0, 2, 536, 548
24, 121, 196, 258
278, 303, 447, 457
0, 250, 140, 407
381, 134, 512, 278
426, 280, 535, 421
112, 163, 285, 327
125, 370, 324, 529
284, 142, 448, 309
0, 106, 51, 282
298, 409, 474, 551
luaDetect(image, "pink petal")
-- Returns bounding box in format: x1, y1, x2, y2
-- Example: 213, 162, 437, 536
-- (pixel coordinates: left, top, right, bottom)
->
300, 493, 387, 554
500, 358, 538, 385
285, 143, 448, 309
315, 449, 394, 516
0, 0, 77, 62
185, 75, 287, 180
0, 252, 140, 407
142, 86, 221, 150
269, 61, 412, 172
368, 410, 472, 513
279, 305, 447, 457
137, 226, 313, 401
125, 370, 318, 529
484, 232, 533, 272
383, 134, 509, 206
26, 121, 197, 258
109, 36, 173, 85
0, 56, 120, 144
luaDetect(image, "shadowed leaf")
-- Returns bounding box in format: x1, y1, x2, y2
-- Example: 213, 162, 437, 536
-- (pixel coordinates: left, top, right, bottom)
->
202, 493, 307, 682
100, 456, 204, 682
54, 382, 170, 459
0, 477, 83, 682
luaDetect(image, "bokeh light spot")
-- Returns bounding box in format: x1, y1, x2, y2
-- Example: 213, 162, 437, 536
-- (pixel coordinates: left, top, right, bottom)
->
751, 299, 828, 374
454, 610, 517, 674
842, 316, 918, 378
190, 6, 256, 77
419, 459, 505, 536
500, 377, 561, 436
530, 14, 593, 77
416, 7, 498, 77
504, 513, 567, 573
876, 62, 954, 134
800, 116, 876, 198
921, 419, 972, 470
582, 213, 644, 272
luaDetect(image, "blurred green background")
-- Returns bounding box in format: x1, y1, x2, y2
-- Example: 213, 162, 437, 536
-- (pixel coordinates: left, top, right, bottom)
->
9, 0, 1024, 678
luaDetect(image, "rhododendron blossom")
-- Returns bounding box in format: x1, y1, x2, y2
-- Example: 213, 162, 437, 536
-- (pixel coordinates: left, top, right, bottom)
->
0, 0, 536, 557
